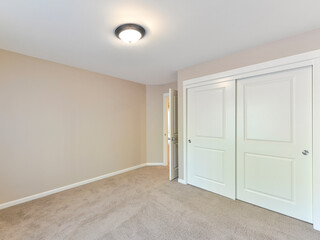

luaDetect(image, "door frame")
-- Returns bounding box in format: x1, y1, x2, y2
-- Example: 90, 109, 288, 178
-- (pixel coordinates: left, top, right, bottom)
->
182, 49, 320, 230
163, 93, 169, 166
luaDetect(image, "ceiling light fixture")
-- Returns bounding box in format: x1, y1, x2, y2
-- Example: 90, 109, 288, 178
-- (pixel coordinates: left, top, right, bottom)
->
115, 23, 146, 44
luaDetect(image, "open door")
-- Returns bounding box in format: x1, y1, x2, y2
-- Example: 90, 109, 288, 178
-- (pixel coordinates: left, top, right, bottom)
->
169, 88, 178, 180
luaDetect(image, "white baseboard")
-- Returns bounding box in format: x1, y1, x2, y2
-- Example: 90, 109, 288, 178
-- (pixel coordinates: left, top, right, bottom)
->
178, 178, 187, 184
314, 223, 320, 231
145, 162, 166, 166
0, 163, 146, 210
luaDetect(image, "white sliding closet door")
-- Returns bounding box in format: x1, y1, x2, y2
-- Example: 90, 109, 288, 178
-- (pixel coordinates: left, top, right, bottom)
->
237, 66, 313, 222
187, 81, 235, 199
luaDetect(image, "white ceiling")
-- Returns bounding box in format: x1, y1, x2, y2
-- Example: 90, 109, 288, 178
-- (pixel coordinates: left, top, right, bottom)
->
1, 0, 320, 85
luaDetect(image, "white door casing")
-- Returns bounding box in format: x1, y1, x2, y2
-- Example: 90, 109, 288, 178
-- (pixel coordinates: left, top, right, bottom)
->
169, 89, 178, 180
237, 66, 313, 223
187, 81, 236, 199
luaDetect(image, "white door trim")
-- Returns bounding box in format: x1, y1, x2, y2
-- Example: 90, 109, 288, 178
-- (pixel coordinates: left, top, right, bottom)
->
184, 49, 320, 87
163, 93, 169, 166
312, 59, 320, 230
182, 49, 320, 230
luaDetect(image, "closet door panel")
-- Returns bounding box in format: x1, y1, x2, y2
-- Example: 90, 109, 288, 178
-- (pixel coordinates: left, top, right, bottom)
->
187, 81, 235, 199
237, 66, 313, 223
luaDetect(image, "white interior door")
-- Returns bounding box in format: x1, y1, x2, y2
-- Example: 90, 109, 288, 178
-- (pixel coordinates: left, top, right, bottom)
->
187, 81, 235, 199
237, 66, 313, 223
169, 88, 178, 180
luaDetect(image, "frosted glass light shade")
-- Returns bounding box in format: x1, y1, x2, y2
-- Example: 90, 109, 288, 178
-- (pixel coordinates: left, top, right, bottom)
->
119, 29, 142, 43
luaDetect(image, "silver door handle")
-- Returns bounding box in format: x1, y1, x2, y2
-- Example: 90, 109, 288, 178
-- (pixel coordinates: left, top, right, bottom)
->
302, 150, 309, 155
171, 137, 176, 141
168, 137, 171, 140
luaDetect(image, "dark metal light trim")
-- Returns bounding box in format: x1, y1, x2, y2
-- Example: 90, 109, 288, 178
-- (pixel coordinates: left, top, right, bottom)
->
115, 23, 146, 41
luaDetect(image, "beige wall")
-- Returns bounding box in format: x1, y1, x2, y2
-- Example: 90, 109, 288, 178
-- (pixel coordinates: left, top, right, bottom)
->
177, 28, 320, 180
0, 49, 146, 204
146, 82, 177, 164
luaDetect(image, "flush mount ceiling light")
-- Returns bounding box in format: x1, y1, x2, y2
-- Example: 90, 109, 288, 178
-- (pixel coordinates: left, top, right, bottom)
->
115, 23, 146, 44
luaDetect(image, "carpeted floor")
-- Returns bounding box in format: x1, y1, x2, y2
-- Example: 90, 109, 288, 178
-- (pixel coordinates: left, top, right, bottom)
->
0, 166, 320, 240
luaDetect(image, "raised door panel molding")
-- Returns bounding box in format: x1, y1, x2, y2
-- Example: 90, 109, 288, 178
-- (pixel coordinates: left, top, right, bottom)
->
244, 77, 293, 142
194, 88, 225, 139
244, 153, 294, 202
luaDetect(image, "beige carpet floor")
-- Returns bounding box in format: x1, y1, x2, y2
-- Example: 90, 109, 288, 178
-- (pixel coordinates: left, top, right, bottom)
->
0, 166, 320, 240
